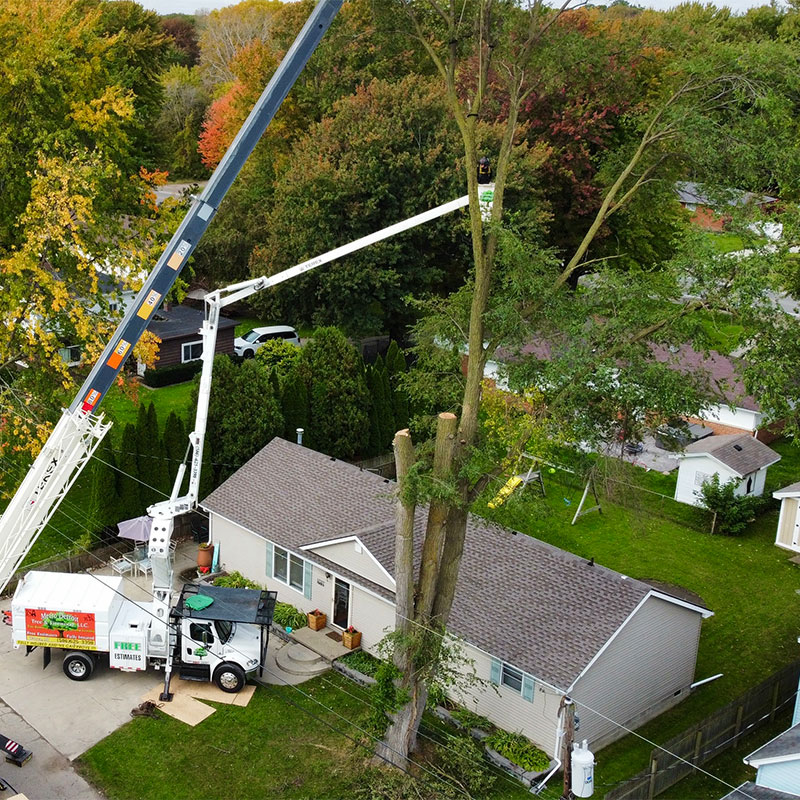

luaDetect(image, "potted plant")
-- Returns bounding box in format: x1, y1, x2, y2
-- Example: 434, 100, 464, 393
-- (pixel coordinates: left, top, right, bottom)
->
342, 625, 361, 650
197, 542, 213, 569
307, 608, 327, 631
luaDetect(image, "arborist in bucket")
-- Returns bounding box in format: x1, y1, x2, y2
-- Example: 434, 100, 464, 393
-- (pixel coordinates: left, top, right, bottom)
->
477, 156, 492, 184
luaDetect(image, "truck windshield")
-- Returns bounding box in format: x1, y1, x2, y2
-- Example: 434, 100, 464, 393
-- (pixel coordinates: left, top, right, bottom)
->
214, 620, 233, 643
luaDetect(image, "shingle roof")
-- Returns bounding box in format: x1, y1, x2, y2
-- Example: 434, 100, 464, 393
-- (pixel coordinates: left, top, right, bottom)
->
683, 434, 780, 476
720, 782, 799, 800
675, 181, 778, 208
146, 304, 236, 341
774, 481, 800, 498
203, 438, 708, 689
746, 723, 800, 765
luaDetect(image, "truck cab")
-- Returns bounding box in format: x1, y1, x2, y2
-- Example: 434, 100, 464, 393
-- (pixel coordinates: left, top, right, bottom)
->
171, 584, 276, 692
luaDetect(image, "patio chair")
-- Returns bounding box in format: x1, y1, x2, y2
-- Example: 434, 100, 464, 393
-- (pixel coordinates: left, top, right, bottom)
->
110, 556, 133, 576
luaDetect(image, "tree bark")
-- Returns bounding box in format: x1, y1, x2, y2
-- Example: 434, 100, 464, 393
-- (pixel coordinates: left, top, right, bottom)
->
392, 428, 416, 642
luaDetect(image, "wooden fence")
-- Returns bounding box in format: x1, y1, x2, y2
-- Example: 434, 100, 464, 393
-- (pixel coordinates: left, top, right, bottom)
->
604, 659, 800, 800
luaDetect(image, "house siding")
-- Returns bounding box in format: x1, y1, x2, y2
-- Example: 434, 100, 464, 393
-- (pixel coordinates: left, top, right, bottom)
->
305, 540, 395, 591
755, 760, 800, 795
454, 644, 563, 756
154, 328, 235, 369
776, 498, 799, 552
570, 596, 701, 750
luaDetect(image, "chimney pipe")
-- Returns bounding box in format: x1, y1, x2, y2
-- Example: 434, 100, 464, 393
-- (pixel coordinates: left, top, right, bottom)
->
296, 428, 304, 445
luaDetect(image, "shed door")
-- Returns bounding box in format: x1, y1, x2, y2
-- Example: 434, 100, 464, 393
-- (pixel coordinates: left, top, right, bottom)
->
793, 501, 800, 548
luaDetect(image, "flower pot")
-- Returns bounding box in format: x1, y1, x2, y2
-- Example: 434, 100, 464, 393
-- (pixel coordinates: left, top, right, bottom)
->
342, 630, 361, 650
197, 544, 213, 569
308, 612, 327, 631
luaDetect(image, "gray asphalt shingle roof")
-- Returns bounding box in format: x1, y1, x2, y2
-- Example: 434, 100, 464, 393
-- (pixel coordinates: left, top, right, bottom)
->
720, 783, 799, 800
746, 723, 800, 764
146, 304, 236, 341
203, 438, 707, 688
684, 434, 780, 476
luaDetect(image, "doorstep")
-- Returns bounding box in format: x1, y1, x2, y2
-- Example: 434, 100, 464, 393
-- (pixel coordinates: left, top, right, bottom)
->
289, 625, 359, 661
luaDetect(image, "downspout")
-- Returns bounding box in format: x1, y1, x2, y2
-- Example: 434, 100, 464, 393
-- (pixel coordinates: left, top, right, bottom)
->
531, 693, 567, 795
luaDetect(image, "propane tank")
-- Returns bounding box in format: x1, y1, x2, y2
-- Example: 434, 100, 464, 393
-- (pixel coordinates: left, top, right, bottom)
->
571, 739, 595, 798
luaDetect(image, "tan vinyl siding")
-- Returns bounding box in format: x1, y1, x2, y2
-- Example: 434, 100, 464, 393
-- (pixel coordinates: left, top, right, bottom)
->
350, 586, 394, 653
452, 644, 563, 756
212, 514, 269, 584
305, 540, 395, 591
570, 595, 702, 749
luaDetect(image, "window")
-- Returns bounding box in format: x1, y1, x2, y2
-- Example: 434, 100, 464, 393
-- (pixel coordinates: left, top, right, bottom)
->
694, 470, 711, 487
189, 622, 213, 643
501, 663, 524, 693
182, 340, 203, 363
273, 545, 305, 593
490, 657, 535, 702
59, 345, 82, 365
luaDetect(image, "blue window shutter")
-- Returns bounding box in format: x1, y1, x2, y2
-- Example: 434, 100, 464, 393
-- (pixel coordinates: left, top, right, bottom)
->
303, 560, 313, 600
522, 674, 535, 703
490, 657, 502, 686
265, 541, 274, 580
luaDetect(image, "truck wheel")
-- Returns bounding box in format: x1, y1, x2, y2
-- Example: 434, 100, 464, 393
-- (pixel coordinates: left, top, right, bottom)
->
213, 663, 245, 693
63, 652, 94, 681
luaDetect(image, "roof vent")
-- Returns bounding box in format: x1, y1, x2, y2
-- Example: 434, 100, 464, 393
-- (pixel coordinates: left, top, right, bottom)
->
733, 444, 743, 451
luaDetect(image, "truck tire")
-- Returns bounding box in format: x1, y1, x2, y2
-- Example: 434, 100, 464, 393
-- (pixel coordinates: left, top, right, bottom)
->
213, 662, 246, 693
63, 651, 94, 681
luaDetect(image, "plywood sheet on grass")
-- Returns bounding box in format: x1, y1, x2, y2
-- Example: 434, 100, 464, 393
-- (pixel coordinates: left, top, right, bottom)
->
140, 678, 256, 725
139, 687, 215, 726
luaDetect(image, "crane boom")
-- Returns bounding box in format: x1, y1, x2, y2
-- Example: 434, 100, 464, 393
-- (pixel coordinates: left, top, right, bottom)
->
0, 0, 343, 596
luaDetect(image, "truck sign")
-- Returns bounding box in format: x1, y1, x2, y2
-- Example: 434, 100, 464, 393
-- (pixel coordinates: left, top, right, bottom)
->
109, 632, 146, 671
22, 608, 96, 650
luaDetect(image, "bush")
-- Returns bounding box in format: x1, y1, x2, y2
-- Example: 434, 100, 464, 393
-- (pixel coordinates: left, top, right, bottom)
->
435, 734, 497, 798
450, 706, 494, 732
213, 571, 261, 589
143, 360, 203, 387
484, 730, 550, 773
272, 602, 307, 630
696, 474, 764, 535
340, 650, 383, 678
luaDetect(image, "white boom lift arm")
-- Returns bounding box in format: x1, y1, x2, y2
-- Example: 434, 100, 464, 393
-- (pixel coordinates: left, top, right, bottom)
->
144, 189, 491, 699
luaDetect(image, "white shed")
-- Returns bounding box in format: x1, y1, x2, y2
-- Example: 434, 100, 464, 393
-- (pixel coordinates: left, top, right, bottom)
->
674, 434, 780, 507
773, 482, 800, 554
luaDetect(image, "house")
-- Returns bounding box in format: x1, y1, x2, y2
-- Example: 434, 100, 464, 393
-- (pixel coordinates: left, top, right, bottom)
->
674, 433, 780, 507
201, 437, 713, 756
773, 482, 800, 555
143, 304, 237, 372
676, 181, 778, 232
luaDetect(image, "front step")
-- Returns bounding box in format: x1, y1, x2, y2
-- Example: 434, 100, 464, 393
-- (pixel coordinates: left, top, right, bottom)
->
275, 643, 331, 677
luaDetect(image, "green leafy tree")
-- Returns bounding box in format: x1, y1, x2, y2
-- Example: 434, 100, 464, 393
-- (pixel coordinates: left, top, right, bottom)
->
697, 474, 763, 535
117, 423, 142, 522
281, 369, 309, 444
255, 339, 301, 383
163, 411, 188, 487
295, 328, 370, 459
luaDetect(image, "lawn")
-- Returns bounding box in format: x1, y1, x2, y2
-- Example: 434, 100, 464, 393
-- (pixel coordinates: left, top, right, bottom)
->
707, 232, 745, 254
482, 439, 800, 797
102, 380, 195, 430
79, 674, 532, 800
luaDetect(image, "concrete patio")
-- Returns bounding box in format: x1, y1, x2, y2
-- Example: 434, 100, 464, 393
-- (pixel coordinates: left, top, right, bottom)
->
289, 624, 358, 661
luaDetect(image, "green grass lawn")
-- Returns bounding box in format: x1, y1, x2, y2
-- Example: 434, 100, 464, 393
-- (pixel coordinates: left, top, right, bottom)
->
708, 232, 745, 254
79, 674, 532, 800
482, 440, 800, 798
102, 380, 195, 430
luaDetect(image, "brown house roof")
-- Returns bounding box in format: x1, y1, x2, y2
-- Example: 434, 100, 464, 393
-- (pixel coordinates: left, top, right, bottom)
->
146, 304, 236, 341
202, 438, 709, 689
683, 433, 780, 476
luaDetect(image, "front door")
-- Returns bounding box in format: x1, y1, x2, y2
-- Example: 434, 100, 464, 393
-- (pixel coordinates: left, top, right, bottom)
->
333, 579, 350, 629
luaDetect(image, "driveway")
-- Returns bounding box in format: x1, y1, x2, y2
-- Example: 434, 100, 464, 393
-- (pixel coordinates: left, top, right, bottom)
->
0, 699, 101, 799
0, 627, 161, 761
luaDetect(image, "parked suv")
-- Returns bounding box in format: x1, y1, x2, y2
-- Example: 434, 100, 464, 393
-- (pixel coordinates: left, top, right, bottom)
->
234, 325, 300, 358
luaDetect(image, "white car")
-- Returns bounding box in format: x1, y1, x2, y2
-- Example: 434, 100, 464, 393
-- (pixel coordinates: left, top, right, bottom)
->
234, 325, 300, 358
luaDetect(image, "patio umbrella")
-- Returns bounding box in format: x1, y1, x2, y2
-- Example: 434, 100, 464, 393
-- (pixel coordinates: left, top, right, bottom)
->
117, 516, 152, 542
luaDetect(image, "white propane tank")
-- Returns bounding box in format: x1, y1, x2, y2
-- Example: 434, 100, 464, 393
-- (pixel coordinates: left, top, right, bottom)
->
571, 739, 595, 798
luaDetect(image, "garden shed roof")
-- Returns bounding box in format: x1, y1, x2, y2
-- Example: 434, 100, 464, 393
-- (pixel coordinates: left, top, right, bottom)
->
203, 438, 710, 689
683, 434, 780, 476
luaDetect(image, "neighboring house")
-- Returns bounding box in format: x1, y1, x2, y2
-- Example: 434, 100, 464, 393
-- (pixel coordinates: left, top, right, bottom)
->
773, 482, 800, 555
674, 433, 780, 507
144, 304, 237, 372
201, 438, 713, 756
650, 344, 780, 442
676, 181, 778, 232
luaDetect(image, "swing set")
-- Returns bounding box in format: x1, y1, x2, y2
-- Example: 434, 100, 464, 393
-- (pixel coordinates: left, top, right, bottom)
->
487, 453, 602, 525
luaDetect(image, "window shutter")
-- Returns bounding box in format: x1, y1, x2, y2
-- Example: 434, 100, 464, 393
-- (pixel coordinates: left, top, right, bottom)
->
490, 657, 502, 686
522, 674, 535, 703
303, 560, 313, 600
265, 541, 274, 581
